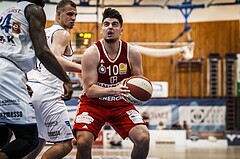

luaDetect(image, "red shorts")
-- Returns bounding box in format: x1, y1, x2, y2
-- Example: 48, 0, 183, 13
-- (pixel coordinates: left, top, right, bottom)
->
73, 100, 145, 139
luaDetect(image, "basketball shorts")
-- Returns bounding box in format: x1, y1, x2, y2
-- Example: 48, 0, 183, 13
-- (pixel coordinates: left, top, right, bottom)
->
27, 82, 73, 143
73, 102, 145, 139
0, 58, 36, 125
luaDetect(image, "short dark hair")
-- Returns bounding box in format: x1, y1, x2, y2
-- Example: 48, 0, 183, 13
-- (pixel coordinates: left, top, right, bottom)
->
102, 8, 123, 26
56, 0, 76, 12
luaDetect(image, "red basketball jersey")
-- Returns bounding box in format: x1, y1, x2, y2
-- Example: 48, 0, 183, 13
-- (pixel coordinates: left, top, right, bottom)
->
96, 39, 131, 83
80, 39, 132, 107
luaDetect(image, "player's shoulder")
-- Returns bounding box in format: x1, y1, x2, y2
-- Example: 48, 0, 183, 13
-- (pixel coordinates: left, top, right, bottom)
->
26, 3, 44, 15
25, 3, 45, 21
84, 45, 98, 55
54, 29, 70, 39
128, 43, 140, 54
82, 45, 99, 63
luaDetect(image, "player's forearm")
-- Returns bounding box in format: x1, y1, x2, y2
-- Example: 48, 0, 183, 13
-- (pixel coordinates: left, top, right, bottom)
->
56, 56, 82, 73
85, 84, 116, 98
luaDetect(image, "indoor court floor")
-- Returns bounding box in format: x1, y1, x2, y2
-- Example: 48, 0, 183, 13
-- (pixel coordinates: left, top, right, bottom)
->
38, 142, 240, 159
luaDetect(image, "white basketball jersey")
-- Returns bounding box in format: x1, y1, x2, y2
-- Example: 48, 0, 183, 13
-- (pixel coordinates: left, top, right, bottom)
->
0, 1, 36, 73
27, 24, 73, 92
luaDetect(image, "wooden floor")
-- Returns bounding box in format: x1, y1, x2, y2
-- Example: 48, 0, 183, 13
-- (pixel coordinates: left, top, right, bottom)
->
38, 140, 240, 159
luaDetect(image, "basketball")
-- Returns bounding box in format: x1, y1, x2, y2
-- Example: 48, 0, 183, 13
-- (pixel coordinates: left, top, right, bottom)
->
123, 75, 153, 105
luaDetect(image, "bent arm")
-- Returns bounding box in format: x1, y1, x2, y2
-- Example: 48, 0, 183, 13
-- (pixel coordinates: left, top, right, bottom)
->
82, 46, 128, 98
50, 30, 81, 73
26, 4, 70, 83
129, 45, 143, 76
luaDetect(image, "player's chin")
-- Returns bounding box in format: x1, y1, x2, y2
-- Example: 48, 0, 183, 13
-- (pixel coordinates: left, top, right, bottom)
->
68, 24, 75, 29
105, 38, 117, 43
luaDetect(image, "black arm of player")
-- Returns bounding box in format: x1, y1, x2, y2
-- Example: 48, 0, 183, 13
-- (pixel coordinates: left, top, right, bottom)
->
26, 4, 73, 100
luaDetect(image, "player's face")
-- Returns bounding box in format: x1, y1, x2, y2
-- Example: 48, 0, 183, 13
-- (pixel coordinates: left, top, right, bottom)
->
58, 4, 77, 29
101, 18, 123, 43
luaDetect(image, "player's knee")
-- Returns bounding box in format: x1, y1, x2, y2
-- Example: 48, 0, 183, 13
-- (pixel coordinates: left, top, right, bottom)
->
62, 140, 73, 153
134, 131, 150, 148
76, 139, 92, 152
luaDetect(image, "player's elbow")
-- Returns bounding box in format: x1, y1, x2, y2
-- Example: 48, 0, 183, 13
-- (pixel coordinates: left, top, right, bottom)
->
84, 87, 96, 98
85, 90, 95, 98
84, 86, 98, 98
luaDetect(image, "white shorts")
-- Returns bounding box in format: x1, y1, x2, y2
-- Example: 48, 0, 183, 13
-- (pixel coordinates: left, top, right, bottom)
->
27, 82, 73, 143
0, 58, 36, 125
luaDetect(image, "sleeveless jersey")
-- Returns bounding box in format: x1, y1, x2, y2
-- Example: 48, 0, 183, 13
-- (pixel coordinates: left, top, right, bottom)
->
0, 1, 36, 73
80, 39, 131, 107
27, 24, 73, 92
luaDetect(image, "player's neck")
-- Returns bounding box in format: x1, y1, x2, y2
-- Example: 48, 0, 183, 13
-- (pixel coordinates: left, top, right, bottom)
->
54, 21, 67, 30
104, 40, 120, 55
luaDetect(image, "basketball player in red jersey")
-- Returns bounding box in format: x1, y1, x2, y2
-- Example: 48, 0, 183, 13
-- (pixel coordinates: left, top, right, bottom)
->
73, 8, 149, 159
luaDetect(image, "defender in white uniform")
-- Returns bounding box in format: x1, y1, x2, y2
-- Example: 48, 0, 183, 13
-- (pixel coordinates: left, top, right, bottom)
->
0, 0, 73, 159
25, 0, 81, 159
0, 1, 36, 125
27, 24, 74, 142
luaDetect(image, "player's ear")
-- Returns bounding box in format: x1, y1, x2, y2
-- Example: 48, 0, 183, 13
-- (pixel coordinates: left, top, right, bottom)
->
56, 11, 61, 20
120, 28, 123, 35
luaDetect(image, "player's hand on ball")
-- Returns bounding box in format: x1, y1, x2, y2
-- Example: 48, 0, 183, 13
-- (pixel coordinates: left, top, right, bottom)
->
115, 80, 130, 97
120, 78, 127, 85
121, 76, 153, 105
61, 82, 73, 101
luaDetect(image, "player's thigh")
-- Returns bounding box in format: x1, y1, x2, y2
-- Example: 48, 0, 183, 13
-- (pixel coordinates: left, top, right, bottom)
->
43, 108, 73, 142
73, 104, 108, 139
110, 105, 145, 139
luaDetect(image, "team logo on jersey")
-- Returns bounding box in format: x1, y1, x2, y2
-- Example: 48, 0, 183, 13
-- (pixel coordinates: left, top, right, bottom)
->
100, 59, 105, 64
12, 22, 21, 34
119, 63, 127, 75
98, 64, 106, 74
